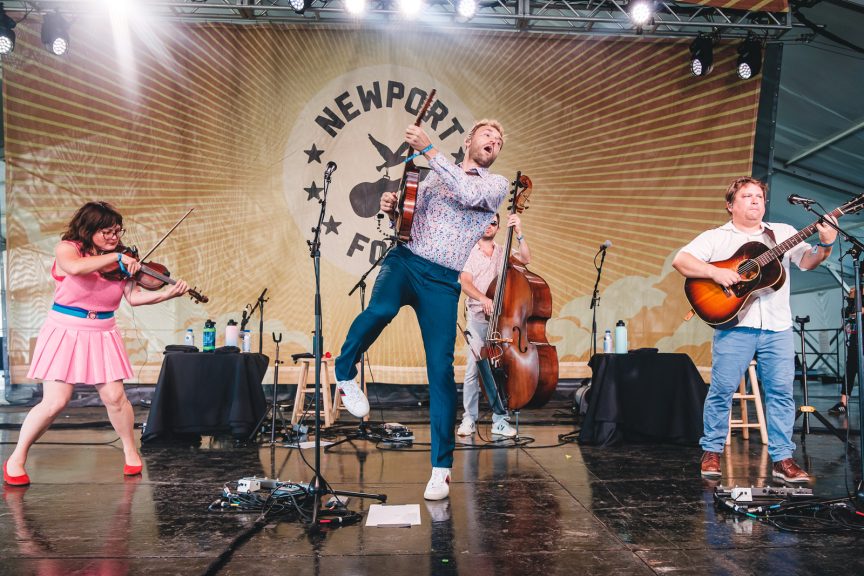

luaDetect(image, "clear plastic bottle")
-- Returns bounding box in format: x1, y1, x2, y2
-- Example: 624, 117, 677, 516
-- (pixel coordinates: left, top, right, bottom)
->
603, 330, 613, 353
184, 328, 194, 347
241, 330, 251, 353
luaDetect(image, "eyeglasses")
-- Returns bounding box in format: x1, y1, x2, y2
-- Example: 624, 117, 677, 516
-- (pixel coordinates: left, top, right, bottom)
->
489, 222, 499, 227
99, 228, 125, 239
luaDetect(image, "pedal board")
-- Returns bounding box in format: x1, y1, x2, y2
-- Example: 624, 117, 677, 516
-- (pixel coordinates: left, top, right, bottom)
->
715, 485, 814, 502
237, 476, 304, 496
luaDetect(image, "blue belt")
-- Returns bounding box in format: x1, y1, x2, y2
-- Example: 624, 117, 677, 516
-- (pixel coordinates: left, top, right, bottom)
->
52, 303, 114, 320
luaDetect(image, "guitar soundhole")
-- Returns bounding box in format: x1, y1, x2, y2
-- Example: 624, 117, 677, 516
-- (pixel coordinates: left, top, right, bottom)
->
737, 260, 760, 282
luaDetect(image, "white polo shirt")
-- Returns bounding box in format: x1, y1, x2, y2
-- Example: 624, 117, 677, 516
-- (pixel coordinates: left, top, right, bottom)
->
679, 220, 811, 331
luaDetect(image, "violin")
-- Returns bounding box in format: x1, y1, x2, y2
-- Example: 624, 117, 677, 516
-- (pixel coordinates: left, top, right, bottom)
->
100, 243, 209, 304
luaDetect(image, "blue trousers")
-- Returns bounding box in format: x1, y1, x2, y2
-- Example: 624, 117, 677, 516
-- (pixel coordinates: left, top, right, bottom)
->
703, 327, 796, 462
335, 245, 461, 468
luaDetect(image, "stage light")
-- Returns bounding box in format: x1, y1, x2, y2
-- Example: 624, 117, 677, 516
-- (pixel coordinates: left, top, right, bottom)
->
345, 0, 366, 15
457, 0, 477, 19
0, 3, 17, 55
737, 38, 762, 80
689, 35, 713, 77
398, 0, 423, 18
289, 0, 307, 14
629, 0, 653, 28
41, 12, 69, 56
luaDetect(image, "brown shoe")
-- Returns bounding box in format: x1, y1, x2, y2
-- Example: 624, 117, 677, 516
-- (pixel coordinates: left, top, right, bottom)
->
772, 458, 811, 483
700, 451, 722, 478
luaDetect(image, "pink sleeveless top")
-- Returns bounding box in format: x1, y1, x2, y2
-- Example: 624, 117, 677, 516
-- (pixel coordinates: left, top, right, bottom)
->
52, 241, 126, 311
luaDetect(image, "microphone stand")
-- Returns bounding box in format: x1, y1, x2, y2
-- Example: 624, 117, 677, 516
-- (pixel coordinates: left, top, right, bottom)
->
798, 206, 863, 487
304, 163, 386, 528
589, 247, 608, 357
240, 289, 268, 355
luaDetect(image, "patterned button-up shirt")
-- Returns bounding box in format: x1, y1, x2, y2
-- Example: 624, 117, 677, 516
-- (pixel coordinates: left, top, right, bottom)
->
407, 154, 508, 271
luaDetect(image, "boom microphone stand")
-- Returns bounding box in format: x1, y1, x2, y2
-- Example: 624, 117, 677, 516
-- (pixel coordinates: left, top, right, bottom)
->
305, 161, 386, 527
794, 202, 864, 491
589, 241, 611, 357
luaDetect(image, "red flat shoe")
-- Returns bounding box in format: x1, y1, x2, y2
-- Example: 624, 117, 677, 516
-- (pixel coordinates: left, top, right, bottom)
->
3, 460, 31, 487
123, 464, 142, 476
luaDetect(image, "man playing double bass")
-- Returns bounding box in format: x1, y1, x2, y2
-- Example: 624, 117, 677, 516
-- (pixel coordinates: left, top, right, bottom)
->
458, 212, 531, 438
333, 119, 509, 501
673, 176, 835, 483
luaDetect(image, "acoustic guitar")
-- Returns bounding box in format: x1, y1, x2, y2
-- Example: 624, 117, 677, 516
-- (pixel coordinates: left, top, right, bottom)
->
394, 89, 436, 243
685, 194, 864, 327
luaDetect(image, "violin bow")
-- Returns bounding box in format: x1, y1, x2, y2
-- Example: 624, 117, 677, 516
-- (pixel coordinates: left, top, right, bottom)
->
138, 208, 194, 262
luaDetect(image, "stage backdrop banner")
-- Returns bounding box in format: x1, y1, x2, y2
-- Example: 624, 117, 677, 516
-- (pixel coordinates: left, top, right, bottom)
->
4, 17, 762, 384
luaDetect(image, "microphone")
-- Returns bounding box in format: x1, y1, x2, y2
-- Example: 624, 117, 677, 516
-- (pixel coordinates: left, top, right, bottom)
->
599, 240, 612, 251
325, 161, 337, 177
788, 194, 815, 206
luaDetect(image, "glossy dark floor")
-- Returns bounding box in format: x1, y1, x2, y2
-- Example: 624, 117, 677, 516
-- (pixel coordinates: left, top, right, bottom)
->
2, 399, 864, 576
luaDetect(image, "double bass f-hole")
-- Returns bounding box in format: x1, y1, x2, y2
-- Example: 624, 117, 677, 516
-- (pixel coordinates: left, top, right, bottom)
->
512, 326, 528, 353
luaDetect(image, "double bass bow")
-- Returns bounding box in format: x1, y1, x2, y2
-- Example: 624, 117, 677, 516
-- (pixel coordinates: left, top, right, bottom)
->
482, 173, 559, 410
393, 89, 437, 243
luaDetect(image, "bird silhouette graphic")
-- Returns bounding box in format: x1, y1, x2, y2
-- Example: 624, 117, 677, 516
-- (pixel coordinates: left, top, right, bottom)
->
368, 133, 410, 172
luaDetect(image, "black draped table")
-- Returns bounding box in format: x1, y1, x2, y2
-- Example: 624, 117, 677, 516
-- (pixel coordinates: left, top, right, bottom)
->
578, 352, 706, 447
142, 352, 269, 442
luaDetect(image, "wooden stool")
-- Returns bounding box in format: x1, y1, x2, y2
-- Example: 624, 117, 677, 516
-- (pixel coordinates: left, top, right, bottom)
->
291, 358, 334, 428
331, 367, 370, 423
727, 360, 768, 445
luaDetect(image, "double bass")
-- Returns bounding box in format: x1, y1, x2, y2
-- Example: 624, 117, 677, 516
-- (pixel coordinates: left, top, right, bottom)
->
482, 173, 559, 410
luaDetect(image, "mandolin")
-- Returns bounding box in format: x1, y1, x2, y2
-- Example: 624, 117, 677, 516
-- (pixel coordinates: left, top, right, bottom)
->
685, 194, 864, 327
393, 89, 436, 243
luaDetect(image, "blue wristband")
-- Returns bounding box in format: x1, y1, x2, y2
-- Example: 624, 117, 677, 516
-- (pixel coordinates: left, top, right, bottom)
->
817, 241, 835, 248
117, 253, 130, 277
403, 144, 434, 164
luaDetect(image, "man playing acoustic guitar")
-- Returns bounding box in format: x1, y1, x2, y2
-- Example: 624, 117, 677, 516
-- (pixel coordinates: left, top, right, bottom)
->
334, 120, 508, 501
673, 176, 836, 483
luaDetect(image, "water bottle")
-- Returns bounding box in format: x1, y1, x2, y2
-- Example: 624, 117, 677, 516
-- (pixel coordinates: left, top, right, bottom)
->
203, 319, 216, 352
184, 328, 194, 347
603, 330, 613, 353
615, 320, 628, 354
241, 330, 251, 353
225, 319, 239, 347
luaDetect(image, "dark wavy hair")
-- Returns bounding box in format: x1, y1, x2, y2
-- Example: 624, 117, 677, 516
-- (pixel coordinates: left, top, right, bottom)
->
61, 201, 123, 255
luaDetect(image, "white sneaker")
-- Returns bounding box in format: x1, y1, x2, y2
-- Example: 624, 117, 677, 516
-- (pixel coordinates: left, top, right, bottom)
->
336, 378, 370, 418
491, 419, 517, 438
456, 419, 476, 437
424, 467, 451, 501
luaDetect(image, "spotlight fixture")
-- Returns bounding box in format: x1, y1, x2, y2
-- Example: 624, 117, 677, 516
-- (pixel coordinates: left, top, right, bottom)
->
345, 0, 366, 15
689, 35, 714, 77
737, 38, 762, 80
398, 0, 423, 18
41, 12, 69, 56
457, 0, 477, 19
289, 0, 307, 14
629, 0, 653, 28
0, 3, 17, 56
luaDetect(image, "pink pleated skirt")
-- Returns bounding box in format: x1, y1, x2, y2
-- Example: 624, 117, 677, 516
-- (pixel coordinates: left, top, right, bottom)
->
27, 310, 133, 385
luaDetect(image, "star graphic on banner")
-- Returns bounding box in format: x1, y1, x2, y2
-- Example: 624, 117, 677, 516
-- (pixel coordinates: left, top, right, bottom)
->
323, 215, 342, 235
305, 181, 323, 201
452, 147, 465, 165
304, 144, 324, 164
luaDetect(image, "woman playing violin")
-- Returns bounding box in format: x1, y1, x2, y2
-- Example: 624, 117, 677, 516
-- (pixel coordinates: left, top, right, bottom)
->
3, 201, 189, 487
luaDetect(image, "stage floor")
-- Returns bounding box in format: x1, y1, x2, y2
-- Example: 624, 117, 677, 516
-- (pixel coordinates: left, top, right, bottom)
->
2, 401, 864, 575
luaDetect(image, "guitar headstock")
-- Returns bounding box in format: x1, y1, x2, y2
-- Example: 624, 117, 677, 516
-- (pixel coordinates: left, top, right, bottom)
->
839, 193, 864, 216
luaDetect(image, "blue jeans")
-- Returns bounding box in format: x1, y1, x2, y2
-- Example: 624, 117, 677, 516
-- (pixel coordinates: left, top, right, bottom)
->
335, 245, 461, 468
703, 327, 796, 462
462, 318, 507, 425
